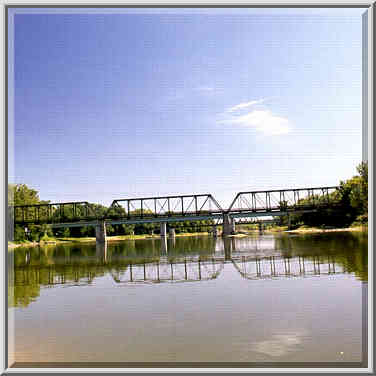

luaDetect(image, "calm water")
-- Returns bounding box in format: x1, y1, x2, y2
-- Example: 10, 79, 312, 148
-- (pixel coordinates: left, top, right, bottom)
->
9, 232, 367, 365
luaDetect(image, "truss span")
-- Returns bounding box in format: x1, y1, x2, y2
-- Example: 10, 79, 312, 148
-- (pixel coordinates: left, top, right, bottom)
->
10, 186, 340, 226
228, 186, 339, 214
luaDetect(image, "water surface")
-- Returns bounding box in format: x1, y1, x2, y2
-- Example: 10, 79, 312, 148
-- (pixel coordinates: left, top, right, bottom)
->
9, 232, 367, 365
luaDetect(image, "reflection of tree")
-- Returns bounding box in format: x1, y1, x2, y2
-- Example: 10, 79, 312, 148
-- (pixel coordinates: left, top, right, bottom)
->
274, 232, 368, 281
10, 282, 40, 308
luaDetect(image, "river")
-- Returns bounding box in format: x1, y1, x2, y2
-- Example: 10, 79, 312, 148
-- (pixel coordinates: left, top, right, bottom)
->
8, 231, 367, 366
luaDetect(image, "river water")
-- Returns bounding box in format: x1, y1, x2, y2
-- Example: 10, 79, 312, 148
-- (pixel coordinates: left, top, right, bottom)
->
8, 232, 367, 366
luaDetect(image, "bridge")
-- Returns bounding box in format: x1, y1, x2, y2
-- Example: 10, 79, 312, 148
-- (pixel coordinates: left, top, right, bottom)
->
9, 186, 340, 243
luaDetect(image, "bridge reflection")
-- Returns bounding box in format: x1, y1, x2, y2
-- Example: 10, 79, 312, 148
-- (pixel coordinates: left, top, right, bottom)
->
13, 241, 346, 289
10, 232, 366, 308
232, 255, 340, 280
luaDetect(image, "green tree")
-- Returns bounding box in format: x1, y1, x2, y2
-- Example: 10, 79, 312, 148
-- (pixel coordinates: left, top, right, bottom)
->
53, 227, 70, 238
40, 224, 53, 237
8, 184, 48, 206
351, 161, 368, 214
14, 225, 26, 241
289, 162, 368, 228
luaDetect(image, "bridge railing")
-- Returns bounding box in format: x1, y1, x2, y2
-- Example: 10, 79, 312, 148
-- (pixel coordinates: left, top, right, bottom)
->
228, 186, 340, 213
106, 194, 223, 220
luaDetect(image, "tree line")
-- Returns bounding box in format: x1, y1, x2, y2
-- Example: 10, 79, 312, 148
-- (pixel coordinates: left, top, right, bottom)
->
278, 161, 368, 228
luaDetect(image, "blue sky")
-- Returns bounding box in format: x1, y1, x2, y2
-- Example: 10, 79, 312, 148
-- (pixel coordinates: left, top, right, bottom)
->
9, 8, 365, 208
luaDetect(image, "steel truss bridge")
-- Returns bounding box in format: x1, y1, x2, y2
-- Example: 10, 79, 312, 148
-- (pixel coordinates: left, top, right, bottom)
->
12, 254, 345, 288
10, 186, 340, 230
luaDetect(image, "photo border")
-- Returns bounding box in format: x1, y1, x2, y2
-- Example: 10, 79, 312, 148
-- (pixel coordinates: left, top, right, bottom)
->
2, 1, 373, 374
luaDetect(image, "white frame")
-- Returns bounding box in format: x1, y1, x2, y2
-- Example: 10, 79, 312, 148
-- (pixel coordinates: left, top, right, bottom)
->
1, 1, 373, 373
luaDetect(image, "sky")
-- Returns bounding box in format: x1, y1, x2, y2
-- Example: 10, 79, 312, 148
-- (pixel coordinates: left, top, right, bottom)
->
9, 8, 365, 208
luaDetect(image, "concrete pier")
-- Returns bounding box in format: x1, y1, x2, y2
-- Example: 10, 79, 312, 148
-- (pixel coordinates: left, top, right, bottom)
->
258, 222, 264, 234
168, 236, 176, 247
96, 241, 108, 263
224, 237, 233, 261
222, 214, 235, 236
161, 236, 168, 253
287, 215, 292, 230
160, 222, 167, 237
169, 228, 176, 238
95, 220, 107, 244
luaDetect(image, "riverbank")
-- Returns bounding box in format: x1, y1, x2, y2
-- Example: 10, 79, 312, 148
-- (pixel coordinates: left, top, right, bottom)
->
285, 225, 367, 234
8, 232, 211, 249
8, 226, 367, 249
228, 225, 367, 235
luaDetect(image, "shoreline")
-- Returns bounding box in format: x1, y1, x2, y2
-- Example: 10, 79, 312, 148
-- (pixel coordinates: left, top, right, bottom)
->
7, 232, 211, 249
283, 226, 367, 234
8, 226, 367, 249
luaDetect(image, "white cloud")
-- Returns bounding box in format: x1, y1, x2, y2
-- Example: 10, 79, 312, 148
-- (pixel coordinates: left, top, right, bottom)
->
195, 86, 214, 92
223, 109, 290, 136
227, 98, 265, 112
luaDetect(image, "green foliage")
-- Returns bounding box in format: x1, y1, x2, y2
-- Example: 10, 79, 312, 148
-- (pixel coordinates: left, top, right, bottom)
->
62, 228, 70, 237
80, 226, 89, 237
352, 213, 368, 226
106, 224, 115, 235
29, 225, 40, 241
14, 225, 26, 242
40, 224, 53, 237
8, 184, 41, 206
289, 162, 368, 228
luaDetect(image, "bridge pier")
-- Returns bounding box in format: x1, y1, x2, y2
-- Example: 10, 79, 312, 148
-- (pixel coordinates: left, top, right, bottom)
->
160, 222, 167, 237
169, 228, 176, 238
168, 236, 176, 248
222, 214, 235, 236
287, 214, 292, 230
161, 236, 168, 253
95, 221, 107, 244
224, 237, 234, 261
96, 241, 108, 263
258, 222, 264, 234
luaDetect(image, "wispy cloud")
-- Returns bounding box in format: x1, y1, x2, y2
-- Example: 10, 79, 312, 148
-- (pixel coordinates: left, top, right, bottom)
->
195, 86, 214, 92
222, 109, 290, 136
227, 98, 265, 112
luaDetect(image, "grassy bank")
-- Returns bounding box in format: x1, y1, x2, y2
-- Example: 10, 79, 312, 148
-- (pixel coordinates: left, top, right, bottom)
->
8, 225, 367, 250
265, 226, 289, 233
238, 225, 367, 235
8, 235, 58, 249
8, 240, 39, 249
8, 232, 211, 249
285, 225, 367, 234
58, 232, 210, 243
